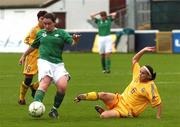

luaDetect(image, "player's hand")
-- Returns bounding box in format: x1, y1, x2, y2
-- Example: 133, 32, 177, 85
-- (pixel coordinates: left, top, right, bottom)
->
74, 97, 81, 103
74, 94, 86, 103
72, 34, 81, 44
144, 46, 156, 52
19, 55, 25, 65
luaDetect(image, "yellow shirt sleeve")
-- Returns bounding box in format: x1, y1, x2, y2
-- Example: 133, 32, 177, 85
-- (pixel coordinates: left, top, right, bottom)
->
24, 25, 40, 45
146, 83, 161, 107
132, 62, 140, 80
24, 32, 31, 45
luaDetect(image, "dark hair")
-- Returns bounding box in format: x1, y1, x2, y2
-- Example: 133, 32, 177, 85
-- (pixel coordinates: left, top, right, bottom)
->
100, 11, 107, 17
37, 10, 47, 19
43, 13, 56, 23
145, 65, 156, 80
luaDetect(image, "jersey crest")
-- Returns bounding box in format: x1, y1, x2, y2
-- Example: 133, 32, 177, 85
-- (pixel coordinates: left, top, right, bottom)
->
42, 32, 47, 37
54, 34, 59, 37
141, 88, 145, 93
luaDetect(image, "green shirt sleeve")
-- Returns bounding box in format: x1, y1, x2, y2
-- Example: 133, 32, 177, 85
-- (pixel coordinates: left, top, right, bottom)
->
109, 16, 113, 21
62, 30, 73, 44
31, 31, 42, 48
95, 18, 99, 24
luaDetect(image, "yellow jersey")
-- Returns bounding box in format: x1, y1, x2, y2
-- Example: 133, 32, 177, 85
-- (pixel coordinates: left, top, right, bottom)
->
24, 24, 41, 56
23, 24, 41, 75
121, 62, 161, 116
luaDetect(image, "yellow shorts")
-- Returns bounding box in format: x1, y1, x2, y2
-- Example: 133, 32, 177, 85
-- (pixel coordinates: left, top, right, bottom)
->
23, 52, 38, 75
104, 93, 133, 118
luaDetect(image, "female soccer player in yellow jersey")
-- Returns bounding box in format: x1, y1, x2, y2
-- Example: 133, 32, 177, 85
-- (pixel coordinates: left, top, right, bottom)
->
74, 47, 162, 119
18, 11, 47, 105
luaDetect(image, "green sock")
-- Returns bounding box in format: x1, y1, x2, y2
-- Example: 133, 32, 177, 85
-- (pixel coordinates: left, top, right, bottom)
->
34, 90, 45, 102
105, 58, 111, 71
54, 92, 65, 109
101, 57, 106, 70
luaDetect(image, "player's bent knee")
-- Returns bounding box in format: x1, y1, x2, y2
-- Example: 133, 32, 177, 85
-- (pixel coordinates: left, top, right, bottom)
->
98, 92, 106, 97
24, 77, 33, 86
100, 112, 109, 119
98, 92, 111, 100
100, 110, 119, 119
57, 86, 67, 93
56, 83, 68, 93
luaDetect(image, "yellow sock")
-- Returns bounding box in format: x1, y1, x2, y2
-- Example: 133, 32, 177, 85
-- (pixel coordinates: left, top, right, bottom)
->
30, 81, 39, 90
86, 92, 98, 101
19, 82, 29, 100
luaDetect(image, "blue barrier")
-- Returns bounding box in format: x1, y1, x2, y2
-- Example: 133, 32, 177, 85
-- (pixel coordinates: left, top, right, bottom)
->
64, 30, 158, 52
135, 31, 158, 52
172, 30, 180, 53
1, 30, 175, 53
64, 32, 96, 52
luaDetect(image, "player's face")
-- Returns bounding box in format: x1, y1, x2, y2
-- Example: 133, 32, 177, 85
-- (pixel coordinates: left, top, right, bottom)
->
43, 18, 56, 32
38, 16, 44, 28
139, 67, 150, 82
101, 15, 107, 21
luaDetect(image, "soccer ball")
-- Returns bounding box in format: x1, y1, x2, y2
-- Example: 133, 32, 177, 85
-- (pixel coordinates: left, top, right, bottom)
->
28, 101, 45, 117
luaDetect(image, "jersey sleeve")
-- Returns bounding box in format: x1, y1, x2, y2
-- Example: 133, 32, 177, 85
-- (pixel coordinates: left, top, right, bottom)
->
24, 26, 39, 45
146, 83, 162, 107
132, 62, 140, 80
108, 16, 113, 21
62, 30, 73, 44
94, 18, 99, 24
31, 31, 42, 49
24, 32, 31, 45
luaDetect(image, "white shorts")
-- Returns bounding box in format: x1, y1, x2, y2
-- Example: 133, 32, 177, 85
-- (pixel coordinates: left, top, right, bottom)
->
98, 35, 112, 54
37, 59, 70, 83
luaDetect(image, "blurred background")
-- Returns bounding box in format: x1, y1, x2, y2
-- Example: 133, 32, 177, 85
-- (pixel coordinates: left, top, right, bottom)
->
0, 0, 180, 53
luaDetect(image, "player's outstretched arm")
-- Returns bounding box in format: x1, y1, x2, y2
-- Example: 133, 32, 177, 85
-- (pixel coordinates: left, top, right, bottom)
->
109, 12, 117, 19
156, 103, 162, 119
132, 46, 156, 67
19, 46, 35, 65
90, 11, 101, 20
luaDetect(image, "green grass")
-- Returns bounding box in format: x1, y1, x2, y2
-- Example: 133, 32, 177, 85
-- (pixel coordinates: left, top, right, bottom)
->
0, 53, 180, 127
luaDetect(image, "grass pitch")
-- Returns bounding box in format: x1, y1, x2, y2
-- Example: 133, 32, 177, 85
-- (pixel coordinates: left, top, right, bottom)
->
0, 53, 180, 127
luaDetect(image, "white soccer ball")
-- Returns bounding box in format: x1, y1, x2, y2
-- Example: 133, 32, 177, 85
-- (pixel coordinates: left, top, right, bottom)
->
28, 101, 45, 117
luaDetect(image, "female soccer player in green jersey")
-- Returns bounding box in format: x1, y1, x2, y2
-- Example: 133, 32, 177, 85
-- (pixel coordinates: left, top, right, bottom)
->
90, 11, 117, 73
75, 47, 162, 119
19, 13, 80, 119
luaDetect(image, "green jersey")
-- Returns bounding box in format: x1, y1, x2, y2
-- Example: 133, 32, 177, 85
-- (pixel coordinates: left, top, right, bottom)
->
31, 28, 73, 64
95, 16, 113, 36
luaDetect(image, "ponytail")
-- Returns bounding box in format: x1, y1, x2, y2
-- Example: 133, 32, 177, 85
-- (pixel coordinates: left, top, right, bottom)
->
151, 72, 156, 80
